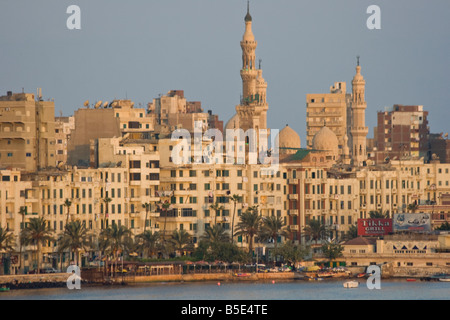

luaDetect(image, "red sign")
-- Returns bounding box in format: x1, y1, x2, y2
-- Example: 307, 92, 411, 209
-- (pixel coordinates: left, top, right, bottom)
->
357, 219, 393, 236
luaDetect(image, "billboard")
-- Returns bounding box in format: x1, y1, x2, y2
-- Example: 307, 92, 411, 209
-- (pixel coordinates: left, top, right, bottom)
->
357, 219, 393, 236
393, 213, 431, 232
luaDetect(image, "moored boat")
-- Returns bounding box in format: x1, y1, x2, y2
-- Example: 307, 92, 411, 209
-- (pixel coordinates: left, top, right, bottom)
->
343, 280, 359, 288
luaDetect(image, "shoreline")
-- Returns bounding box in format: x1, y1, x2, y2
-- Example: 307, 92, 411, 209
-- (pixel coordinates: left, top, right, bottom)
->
1, 271, 445, 291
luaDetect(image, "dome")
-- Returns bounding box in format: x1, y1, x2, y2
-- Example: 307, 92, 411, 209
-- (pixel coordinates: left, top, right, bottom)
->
276, 125, 300, 154
312, 126, 339, 155
225, 113, 240, 131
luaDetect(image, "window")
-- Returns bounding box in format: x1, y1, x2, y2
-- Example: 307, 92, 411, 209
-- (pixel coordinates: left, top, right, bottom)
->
26, 153, 31, 157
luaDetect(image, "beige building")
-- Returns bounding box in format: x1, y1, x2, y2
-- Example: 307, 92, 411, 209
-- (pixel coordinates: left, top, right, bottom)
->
0, 91, 56, 171
306, 59, 369, 167
148, 90, 223, 136
55, 116, 75, 166
306, 82, 351, 154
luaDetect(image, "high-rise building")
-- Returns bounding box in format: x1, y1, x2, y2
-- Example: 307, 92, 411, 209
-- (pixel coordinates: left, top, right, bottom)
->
0, 90, 56, 171
306, 82, 351, 154
373, 104, 429, 163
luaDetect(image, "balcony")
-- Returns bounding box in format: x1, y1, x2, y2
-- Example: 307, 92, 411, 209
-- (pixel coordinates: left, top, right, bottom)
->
289, 225, 299, 231
288, 194, 298, 200
288, 179, 299, 185
288, 209, 299, 216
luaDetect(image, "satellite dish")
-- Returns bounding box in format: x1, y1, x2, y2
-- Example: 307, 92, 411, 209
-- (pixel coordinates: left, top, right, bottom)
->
94, 101, 102, 109
84, 100, 89, 107
445, 133, 448, 139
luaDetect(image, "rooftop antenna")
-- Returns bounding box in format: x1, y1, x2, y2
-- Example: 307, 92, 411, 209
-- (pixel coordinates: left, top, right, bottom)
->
259, 58, 262, 70
357, 55, 360, 66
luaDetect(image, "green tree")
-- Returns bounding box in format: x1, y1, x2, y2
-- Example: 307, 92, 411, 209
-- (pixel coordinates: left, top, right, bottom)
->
342, 224, 358, 241
201, 224, 230, 244
18, 206, 27, 273
99, 224, 132, 276
321, 241, 344, 265
58, 220, 91, 267
273, 242, 310, 269
20, 217, 54, 274
170, 229, 193, 256
407, 203, 419, 213
136, 230, 160, 259
369, 209, 389, 219
142, 202, 152, 233
209, 202, 224, 225
157, 200, 172, 245
102, 197, 112, 229
259, 215, 289, 250
229, 194, 242, 244
63, 199, 72, 226
303, 219, 329, 244
234, 207, 261, 254
436, 222, 450, 231
0, 226, 15, 275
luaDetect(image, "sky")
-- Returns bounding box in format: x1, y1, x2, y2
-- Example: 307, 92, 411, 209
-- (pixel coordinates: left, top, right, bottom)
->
1, 0, 449, 144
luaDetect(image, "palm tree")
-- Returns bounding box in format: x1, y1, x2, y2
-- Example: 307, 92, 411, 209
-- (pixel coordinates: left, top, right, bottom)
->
63, 199, 72, 225
234, 207, 261, 254
20, 217, 54, 274
259, 215, 289, 250
369, 209, 389, 219
136, 230, 160, 259
0, 226, 15, 275
58, 220, 91, 267
209, 202, 224, 225
229, 194, 242, 244
201, 224, 230, 244
157, 200, 172, 245
170, 229, 192, 256
342, 224, 358, 241
99, 224, 132, 277
102, 197, 112, 229
18, 206, 27, 273
303, 219, 329, 244
407, 203, 419, 213
142, 202, 152, 233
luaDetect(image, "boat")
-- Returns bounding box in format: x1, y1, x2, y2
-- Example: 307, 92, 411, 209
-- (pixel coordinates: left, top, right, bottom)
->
406, 278, 417, 282
357, 273, 367, 278
438, 277, 450, 282
0, 287, 10, 292
233, 273, 252, 278
343, 281, 359, 288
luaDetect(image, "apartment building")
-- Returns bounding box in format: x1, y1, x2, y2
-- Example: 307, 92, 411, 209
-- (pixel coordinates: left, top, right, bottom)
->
0, 91, 56, 171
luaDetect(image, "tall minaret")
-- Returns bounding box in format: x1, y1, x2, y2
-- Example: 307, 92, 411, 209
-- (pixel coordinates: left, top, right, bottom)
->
236, 1, 268, 133
350, 56, 369, 165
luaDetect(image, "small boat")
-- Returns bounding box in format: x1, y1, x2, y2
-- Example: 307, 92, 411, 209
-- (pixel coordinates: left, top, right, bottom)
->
343, 281, 359, 288
439, 277, 450, 282
0, 287, 10, 292
406, 278, 417, 282
357, 273, 367, 278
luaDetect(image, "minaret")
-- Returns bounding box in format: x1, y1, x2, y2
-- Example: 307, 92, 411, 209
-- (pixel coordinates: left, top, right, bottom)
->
350, 56, 369, 165
240, 1, 258, 100
236, 1, 268, 133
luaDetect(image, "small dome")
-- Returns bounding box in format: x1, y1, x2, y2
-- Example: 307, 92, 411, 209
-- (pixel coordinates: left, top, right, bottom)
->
276, 124, 301, 154
225, 113, 240, 131
312, 126, 339, 155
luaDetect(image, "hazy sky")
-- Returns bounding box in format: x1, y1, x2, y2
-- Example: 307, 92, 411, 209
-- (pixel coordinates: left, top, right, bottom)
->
1, 0, 449, 144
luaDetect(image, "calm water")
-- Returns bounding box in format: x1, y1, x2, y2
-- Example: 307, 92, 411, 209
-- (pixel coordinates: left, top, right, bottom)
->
1, 279, 449, 300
